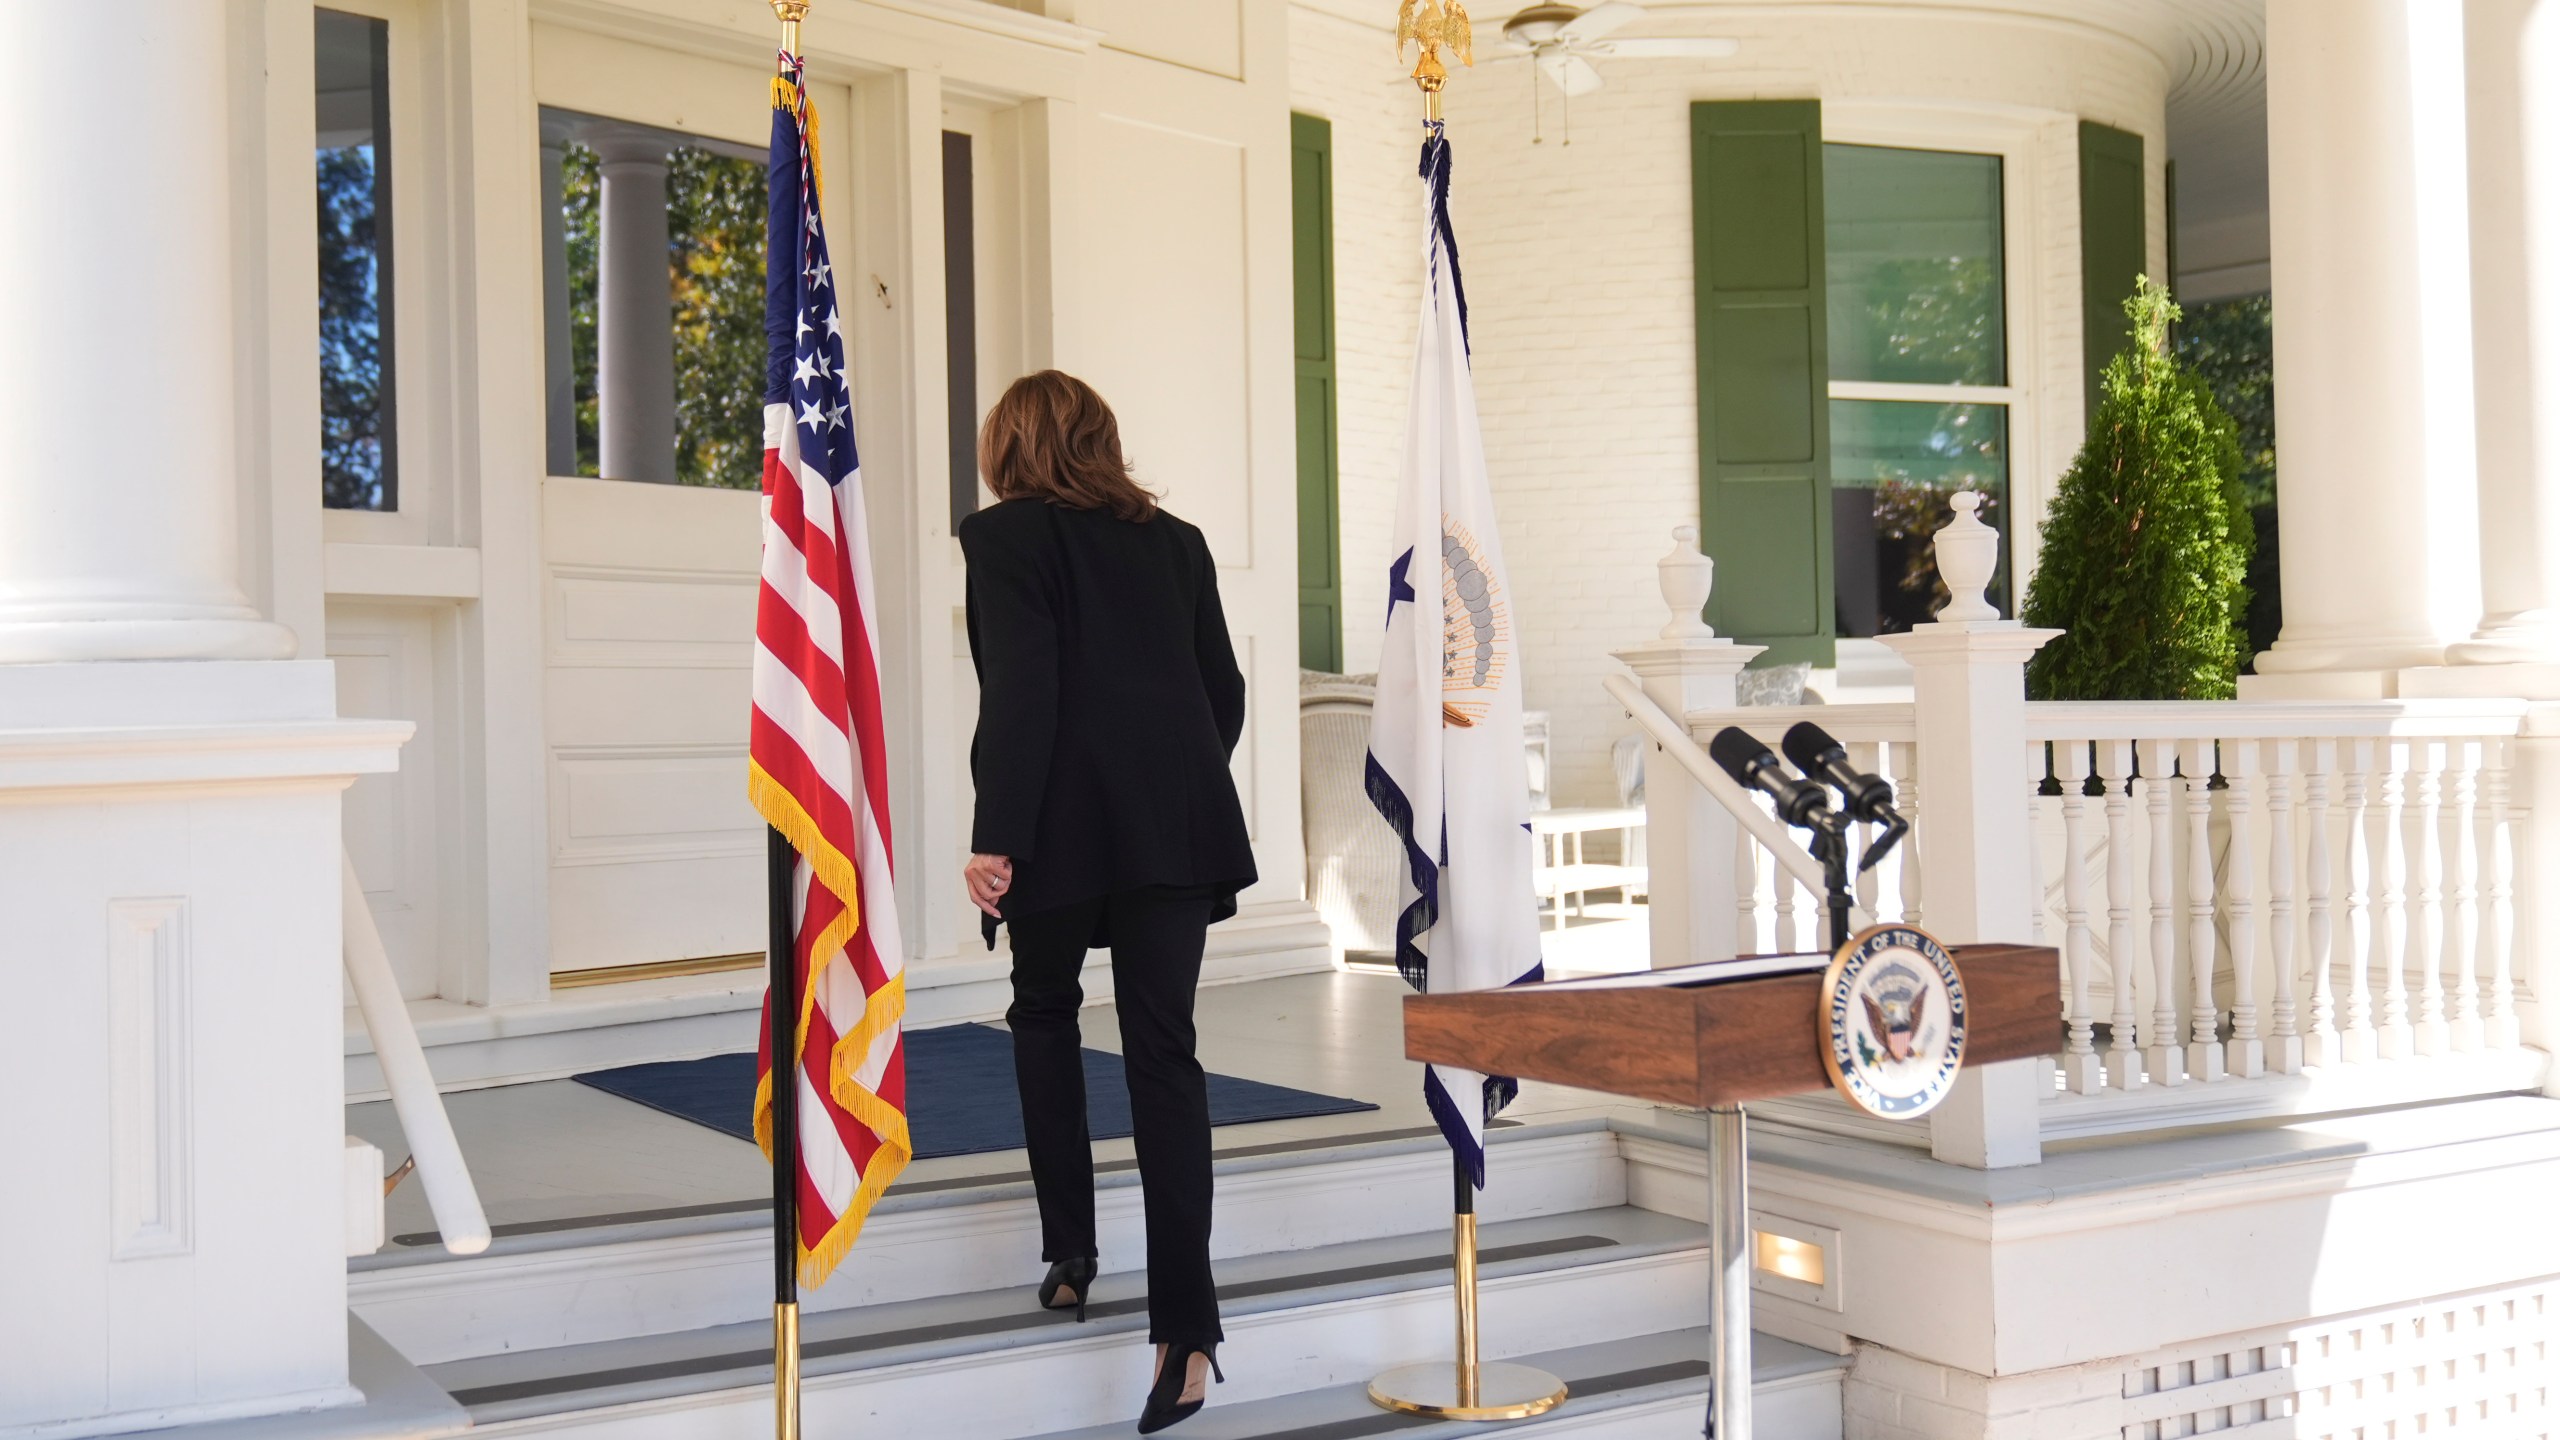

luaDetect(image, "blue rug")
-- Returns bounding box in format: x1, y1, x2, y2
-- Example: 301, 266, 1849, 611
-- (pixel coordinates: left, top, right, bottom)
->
570, 1022, 1377, 1159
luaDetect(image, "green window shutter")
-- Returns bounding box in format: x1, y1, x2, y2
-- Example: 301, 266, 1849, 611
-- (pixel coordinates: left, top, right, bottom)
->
1290, 112, 1343, 674
2078, 121, 2145, 428
1691, 100, 1830, 666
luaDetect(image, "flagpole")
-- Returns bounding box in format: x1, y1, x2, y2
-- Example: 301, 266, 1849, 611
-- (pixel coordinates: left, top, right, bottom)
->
766, 15, 810, 1429
1368, 7, 1566, 1420
765, 17, 809, 1440
767, 827, 801, 1440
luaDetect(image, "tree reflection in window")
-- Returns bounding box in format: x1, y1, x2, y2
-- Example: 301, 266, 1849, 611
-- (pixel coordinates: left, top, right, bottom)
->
557, 142, 768, 490
316, 9, 396, 511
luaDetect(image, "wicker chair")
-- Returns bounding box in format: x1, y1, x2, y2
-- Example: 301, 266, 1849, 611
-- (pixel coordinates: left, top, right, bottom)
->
1299, 671, 1403, 958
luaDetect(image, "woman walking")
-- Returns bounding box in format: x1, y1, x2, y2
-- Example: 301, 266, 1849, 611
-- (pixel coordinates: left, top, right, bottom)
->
960, 370, 1255, 1434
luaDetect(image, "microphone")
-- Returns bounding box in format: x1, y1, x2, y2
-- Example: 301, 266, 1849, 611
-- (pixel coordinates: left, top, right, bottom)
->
1781, 722, 1899, 825
1708, 727, 1833, 830
1781, 721, 1909, 872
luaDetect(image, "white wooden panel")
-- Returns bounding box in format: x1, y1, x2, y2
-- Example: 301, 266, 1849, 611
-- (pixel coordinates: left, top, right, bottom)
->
328, 603, 443, 999
1083, 114, 1254, 563
530, 23, 776, 150
552, 747, 763, 865
551, 572, 759, 661
108, 898, 191, 1261
1081, 0, 1244, 78
540, 475, 760, 571
542, 478, 764, 971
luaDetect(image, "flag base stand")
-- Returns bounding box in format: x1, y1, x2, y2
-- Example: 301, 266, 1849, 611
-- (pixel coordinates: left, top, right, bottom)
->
1369, 1361, 1568, 1421
1368, 1166, 1568, 1422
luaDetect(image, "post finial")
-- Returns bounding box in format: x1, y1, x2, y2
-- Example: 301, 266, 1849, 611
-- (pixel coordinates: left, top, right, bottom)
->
1931, 490, 2004, 623
773, 0, 809, 61
1656, 524, 1717, 640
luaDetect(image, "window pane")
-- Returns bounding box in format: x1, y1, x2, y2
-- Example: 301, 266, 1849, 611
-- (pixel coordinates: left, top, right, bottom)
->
1824, 144, 2004, 386
544, 110, 767, 489
944, 131, 979, 531
315, 9, 397, 511
1830, 399, 2008, 637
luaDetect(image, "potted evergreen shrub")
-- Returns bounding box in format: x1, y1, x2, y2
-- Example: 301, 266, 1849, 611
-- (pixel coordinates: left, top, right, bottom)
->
2022, 277, 2253, 700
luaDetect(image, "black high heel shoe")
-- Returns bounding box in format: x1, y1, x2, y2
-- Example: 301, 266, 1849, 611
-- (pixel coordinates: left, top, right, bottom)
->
1137, 1342, 1224, 1434
1037, 1258, 1098, 1322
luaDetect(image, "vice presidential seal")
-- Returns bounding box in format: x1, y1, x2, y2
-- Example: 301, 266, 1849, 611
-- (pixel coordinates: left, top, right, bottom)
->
1821, 924, 1967, 1120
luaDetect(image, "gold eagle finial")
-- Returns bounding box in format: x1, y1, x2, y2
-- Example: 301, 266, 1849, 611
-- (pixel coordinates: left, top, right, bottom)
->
1396, 0, 1473, 95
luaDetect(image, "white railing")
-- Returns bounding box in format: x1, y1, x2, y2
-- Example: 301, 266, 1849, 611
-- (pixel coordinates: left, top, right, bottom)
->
1614, 517, 2552, 1158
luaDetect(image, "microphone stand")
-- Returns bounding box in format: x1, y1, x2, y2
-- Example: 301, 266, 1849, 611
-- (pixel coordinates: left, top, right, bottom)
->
1808, 816, 1854, 954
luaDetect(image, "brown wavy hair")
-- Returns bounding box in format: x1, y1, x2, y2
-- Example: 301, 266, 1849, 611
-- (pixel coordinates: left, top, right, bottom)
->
977, 370, 1157, 522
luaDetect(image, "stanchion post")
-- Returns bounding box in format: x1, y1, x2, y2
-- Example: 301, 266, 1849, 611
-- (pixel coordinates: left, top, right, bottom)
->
1706, 1105, 1752, 1440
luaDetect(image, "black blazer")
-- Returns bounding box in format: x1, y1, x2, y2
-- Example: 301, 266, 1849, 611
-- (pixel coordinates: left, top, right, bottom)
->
961, 498, 1257, 945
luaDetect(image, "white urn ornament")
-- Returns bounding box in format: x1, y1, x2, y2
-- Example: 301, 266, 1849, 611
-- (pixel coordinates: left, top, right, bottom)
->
1657, 524, 1716, 639
1931, 490, 2003, 623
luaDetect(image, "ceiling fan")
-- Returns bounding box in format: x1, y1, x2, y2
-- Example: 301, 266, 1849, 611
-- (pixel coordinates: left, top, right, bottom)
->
1497, 2, 1739, 139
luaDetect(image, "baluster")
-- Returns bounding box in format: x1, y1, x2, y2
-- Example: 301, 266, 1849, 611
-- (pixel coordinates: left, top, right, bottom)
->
2181, 738, 2226, 1083
1898, 742, 1924, 924
2484, 739, 2520, 1050
2302, 740, 2339, 1067
2340, 740, 2379, 1063
1734, 814, 1762, 956
2409, 739, 2449, 1055
2145, 739, 2186, 1086
2099, 740, 2144, 1089
2263, 737, 2304, 1065
1852, 741, 1882, 922
2375, 741, 2413, 1058
2030, 745, 2055, 947
2223, 739, 2265, 1078
2058, 742, 2102, 1093
2447, 739, 2483, 1052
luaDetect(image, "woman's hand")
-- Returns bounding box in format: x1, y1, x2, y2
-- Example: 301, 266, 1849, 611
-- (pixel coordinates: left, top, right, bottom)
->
964, 853, 1014, 918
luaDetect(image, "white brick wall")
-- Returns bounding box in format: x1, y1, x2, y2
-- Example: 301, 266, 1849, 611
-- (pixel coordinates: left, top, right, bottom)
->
1288, 4, 2168, 809
1845, 1273, 2560, 1440
1288, 6, 1425, 676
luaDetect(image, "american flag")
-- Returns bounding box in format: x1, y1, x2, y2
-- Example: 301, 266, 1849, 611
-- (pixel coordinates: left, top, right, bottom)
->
751, 53, 909, 1287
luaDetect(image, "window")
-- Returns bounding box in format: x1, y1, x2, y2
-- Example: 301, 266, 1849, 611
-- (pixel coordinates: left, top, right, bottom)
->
315, 8, 398, 511
1823, 143, 2011, 636
945, 130, 980, 531
541, 108, 768, 489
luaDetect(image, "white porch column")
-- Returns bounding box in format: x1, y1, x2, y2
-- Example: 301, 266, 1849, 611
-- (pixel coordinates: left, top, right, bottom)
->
2248, 0, 2479, 695
2449, 0, 2560, 673
0, 6, 414, 1437
0, 2, 295, 664
592, 129, 677, 485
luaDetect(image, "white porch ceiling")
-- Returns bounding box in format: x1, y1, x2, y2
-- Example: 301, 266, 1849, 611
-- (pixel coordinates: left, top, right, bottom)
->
1292, 0, 2273, 297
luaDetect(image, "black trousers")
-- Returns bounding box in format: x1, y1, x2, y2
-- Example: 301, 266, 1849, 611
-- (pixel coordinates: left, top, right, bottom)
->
1006, 887, 1223, 1346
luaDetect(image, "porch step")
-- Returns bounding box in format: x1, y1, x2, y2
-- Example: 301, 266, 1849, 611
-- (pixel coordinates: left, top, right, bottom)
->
440, 1205, 1728, 1438
352, 1119, 1625, 1365
1032, 1329, 1845, 1440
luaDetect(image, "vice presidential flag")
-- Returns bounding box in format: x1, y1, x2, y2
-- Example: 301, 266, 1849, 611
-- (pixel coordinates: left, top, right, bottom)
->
1365, 123, 1542, 1189
750, 52, 911, 1286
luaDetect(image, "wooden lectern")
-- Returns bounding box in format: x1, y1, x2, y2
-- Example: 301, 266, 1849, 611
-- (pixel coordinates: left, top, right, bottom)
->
1402, 943, 2060, 1438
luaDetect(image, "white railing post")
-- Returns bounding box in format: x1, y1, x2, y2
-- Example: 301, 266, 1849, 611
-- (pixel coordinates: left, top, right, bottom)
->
2098, 740, 2145, 1089
2057, 742, 2103, 1094
1878, 492, 2059, 1169
1614, 525, 1765, 970
2509, 721, 2560, 1085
